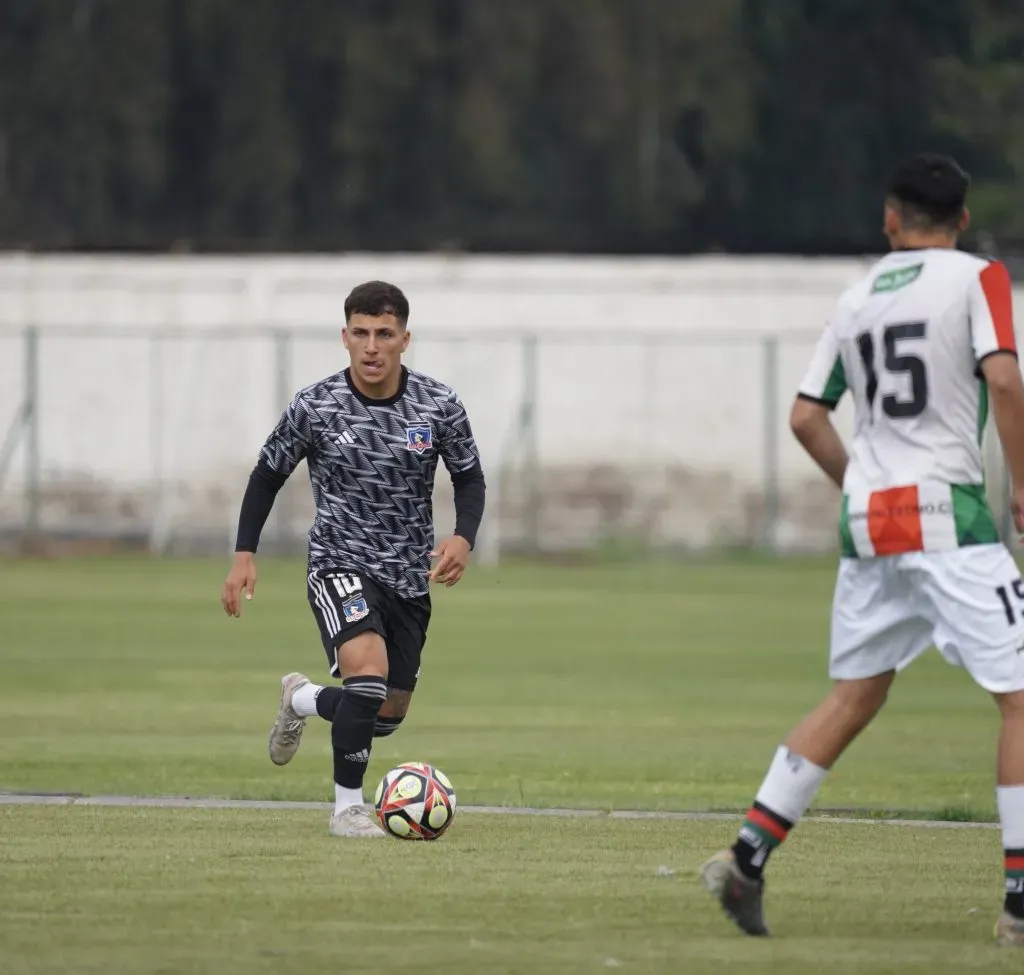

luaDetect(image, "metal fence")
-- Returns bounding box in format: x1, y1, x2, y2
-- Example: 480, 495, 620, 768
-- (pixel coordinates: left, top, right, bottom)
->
0, 324, 1014, 559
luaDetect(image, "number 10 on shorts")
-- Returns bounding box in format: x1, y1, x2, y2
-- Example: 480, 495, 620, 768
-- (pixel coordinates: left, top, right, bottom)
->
997, 579, 1024, 626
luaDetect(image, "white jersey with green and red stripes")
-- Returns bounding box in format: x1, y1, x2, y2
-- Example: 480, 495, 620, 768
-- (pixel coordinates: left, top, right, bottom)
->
798, 248, 1018, 558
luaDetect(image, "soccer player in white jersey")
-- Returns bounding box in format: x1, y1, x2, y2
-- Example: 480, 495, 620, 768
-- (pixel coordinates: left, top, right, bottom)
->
700, 153, 1024, 945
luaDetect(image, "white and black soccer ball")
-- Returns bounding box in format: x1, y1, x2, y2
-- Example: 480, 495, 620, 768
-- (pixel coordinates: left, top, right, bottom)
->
373, 762, 457, 840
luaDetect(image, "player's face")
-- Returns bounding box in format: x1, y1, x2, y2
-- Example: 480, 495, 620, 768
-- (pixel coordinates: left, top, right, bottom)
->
343, 313, 410, 391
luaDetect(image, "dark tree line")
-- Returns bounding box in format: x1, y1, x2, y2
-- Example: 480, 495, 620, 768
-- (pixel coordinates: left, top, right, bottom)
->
1, 0, 1023, 254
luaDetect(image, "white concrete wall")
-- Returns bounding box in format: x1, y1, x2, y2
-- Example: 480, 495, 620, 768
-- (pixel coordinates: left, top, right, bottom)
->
0, 252, 1014, 550
0, 251, 879, 332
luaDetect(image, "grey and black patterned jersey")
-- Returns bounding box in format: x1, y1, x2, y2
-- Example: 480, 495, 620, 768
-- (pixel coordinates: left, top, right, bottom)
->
259, 367, 482, 597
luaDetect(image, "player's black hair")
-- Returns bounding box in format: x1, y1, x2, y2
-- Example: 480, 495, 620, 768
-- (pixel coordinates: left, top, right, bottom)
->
344, 280, 410, 326
885, 153, 970, 231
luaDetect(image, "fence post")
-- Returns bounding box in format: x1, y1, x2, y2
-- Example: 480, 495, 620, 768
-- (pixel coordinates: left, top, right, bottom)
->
521, 335, 540, 553
149, 334, 163, 489
273, 328, 292, 552
24, 326, 40, 544
761, 335, 780, 551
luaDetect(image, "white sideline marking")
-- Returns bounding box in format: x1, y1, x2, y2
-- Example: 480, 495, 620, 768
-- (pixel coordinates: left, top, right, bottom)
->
0, 792, 1000, 829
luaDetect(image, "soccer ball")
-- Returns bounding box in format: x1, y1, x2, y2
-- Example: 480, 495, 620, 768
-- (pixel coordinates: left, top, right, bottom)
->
373, 762, 457, 840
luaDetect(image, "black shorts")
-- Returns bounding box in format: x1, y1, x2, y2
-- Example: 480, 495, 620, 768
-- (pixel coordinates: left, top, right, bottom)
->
306, 569, 431, 691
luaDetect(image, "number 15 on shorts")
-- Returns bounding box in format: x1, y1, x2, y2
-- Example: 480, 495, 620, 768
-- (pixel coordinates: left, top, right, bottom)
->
997, 579, 1024, 627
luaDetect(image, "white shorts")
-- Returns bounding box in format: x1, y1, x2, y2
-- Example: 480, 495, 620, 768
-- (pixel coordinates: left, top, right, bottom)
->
830, 543, 1024, 693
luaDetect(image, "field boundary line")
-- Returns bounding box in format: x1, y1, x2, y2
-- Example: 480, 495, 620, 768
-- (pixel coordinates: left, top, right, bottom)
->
0, 792, 1000, 829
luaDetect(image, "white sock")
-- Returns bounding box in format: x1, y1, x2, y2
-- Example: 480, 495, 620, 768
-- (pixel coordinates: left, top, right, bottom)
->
997, 786, 1024, 850
754, 745, 829, 824
334, 784, 364, 814
291, 682, 323, 717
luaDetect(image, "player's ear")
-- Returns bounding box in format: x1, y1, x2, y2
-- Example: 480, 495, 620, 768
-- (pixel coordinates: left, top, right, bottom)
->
883, 201, 900, 238
342, 326, 350, 350
958, 206, 971, 233
401, 328, 411, 352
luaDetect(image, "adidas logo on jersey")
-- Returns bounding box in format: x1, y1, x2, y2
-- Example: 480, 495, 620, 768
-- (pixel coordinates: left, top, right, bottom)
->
334, 430, 358, 447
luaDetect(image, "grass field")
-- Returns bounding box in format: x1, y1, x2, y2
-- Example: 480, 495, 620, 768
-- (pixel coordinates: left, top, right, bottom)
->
1, 806, 1016, 975
0, 554, 1018, 972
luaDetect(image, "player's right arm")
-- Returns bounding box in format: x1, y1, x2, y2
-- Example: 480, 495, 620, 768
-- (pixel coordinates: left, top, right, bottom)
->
221, 393, 314, 617
971, 260, 1024, 535
791, 318, 849, 489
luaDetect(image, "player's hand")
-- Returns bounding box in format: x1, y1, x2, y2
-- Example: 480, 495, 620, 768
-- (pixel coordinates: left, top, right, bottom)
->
222, 552, 257, 617
429, 535, 471, 587
1012, 485, 1024, 539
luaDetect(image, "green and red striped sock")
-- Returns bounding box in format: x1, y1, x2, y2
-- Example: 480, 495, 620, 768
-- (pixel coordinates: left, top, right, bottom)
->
1005, 848, 1024, 919
732, 801, 794, 880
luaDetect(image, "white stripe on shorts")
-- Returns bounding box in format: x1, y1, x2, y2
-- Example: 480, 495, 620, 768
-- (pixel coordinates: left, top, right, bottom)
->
308, 571, 340, 636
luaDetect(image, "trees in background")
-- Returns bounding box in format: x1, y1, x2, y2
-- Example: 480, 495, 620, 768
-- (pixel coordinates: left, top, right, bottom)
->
0, 0, 1020, 253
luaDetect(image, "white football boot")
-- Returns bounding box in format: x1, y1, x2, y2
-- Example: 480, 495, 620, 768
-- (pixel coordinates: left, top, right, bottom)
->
329, 804, 386, 838
267, 672, 311, 766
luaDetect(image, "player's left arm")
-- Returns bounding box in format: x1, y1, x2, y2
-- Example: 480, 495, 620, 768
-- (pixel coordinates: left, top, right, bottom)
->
430, 391, 486, 587
792, 317, 849, 489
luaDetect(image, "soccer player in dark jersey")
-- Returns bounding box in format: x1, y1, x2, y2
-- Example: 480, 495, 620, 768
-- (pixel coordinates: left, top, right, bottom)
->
220, 280, 486, 838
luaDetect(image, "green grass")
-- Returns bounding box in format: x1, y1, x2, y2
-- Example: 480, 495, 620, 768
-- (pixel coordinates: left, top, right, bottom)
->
0, 806, 1017, 975
0, 555, 1018, 972
0, 556, 1003, 817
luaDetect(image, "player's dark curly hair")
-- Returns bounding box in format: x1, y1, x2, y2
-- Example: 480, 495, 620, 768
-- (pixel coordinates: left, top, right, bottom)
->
886, 153, 970, 231
344, 280, 410, 326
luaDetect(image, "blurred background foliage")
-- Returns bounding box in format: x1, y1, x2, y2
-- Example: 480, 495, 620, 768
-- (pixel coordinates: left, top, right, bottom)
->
1, 0, 1023, 253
